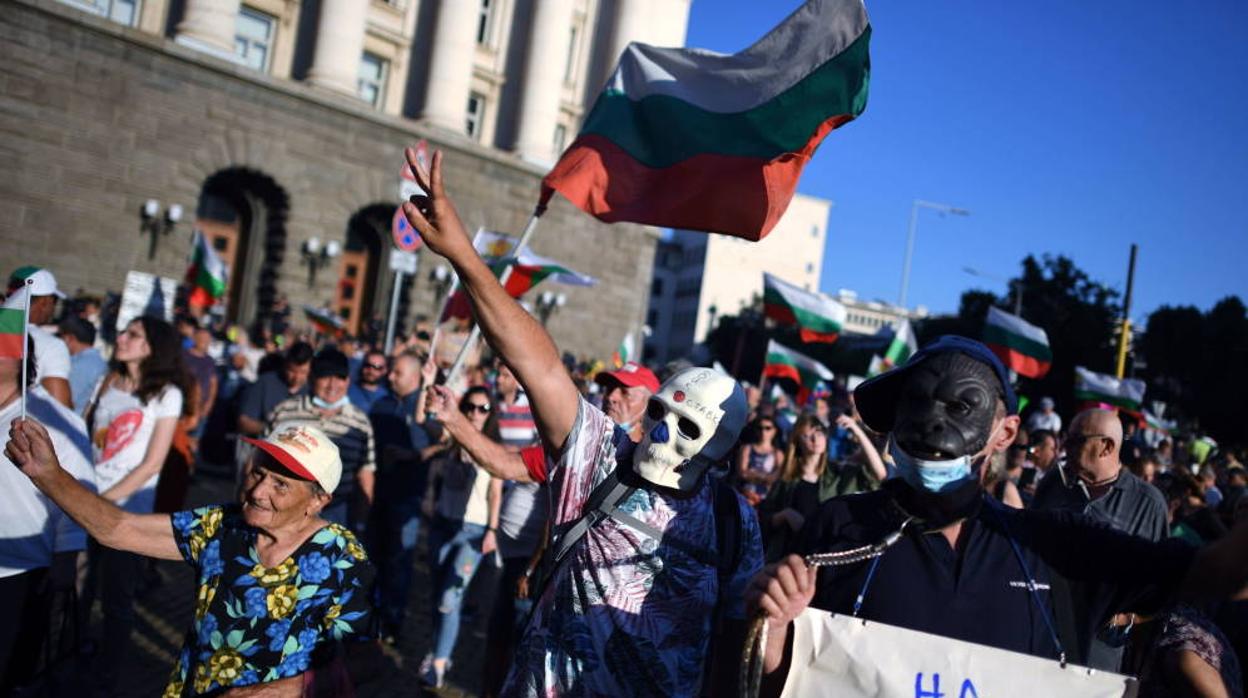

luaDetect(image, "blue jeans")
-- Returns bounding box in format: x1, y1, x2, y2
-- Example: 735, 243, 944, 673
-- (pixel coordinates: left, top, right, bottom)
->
370, 496, 423, 635
428, 516, 486, 661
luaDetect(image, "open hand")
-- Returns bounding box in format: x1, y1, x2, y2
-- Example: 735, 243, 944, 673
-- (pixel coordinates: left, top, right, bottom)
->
5, 418, 62, 481
400, 148, 473, 260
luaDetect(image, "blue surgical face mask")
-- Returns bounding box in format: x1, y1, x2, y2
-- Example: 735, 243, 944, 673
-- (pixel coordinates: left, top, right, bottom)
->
312, 395, 350, 410
889, 435, 979, 493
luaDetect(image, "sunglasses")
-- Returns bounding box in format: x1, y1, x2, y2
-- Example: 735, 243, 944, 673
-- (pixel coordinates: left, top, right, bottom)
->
760, 424, 776, 432
463, 403, 491, 415
363, 363, 387, 371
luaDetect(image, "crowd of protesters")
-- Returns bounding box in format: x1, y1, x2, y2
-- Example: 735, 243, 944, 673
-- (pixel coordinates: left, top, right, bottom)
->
3, 228, 1248, 698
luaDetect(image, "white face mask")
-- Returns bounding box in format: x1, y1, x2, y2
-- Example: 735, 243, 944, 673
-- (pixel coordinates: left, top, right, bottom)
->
632, 368, 747, 492
312, 395, 349, 410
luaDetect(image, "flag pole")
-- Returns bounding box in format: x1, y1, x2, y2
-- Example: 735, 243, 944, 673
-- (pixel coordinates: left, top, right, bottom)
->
20, 278, 33, 421
446, 203, 547, 386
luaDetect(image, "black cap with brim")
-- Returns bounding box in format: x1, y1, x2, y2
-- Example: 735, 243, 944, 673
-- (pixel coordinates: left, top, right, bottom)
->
854, 335, 1019, 434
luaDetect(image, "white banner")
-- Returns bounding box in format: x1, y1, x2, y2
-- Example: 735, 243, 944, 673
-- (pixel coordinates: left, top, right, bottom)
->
116, 271, 179, 332
781, 610, 1137, 698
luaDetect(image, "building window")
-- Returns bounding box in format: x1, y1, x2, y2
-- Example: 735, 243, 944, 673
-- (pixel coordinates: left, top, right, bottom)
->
466, 92, 486, 140
651, 278, 664, 296
553, 124, 567, 154
357, 52, 388, 107
235, 7, 277, 72
60, 0, 140, 25
476, 0, 495, 45
805, 262, 815, 273
811, 224, 820, 238
563, 24, 580, 83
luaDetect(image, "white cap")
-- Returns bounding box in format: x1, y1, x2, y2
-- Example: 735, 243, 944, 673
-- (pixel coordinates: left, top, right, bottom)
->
9, 268, 65, 299
244, 424, 342, 494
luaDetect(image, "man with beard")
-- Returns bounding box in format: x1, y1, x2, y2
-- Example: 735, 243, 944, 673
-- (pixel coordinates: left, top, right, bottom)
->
747, 336, 1248, 688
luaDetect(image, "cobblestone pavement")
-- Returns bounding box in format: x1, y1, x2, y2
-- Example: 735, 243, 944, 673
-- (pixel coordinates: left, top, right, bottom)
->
32, 470, 504, 697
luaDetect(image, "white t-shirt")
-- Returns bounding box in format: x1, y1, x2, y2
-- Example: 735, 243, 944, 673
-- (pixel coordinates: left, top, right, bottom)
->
0, 387, 97, 578
30, 325, 71, 381
91, 383, 183, 514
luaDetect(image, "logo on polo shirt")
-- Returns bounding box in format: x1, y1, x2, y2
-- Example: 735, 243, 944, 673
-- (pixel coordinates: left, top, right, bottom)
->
1008, 580, 1051, 591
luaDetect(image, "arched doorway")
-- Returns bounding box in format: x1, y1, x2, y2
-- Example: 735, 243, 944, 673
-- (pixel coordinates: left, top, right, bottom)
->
334, 204, 415, 344
195, 169, 290, 327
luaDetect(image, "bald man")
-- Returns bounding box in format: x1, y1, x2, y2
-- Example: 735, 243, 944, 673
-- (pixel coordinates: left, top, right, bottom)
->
1032, 408, 1168, 671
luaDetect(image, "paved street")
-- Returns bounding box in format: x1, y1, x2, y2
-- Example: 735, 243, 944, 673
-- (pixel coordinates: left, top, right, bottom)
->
32, 470, 501, 697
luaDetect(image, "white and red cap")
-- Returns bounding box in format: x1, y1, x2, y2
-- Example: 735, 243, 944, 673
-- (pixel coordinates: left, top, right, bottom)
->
244, 424, 341, 494
595, 361, 660, 393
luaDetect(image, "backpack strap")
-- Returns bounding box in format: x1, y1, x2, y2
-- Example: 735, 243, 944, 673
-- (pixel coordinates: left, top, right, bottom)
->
712, 476, 743, 585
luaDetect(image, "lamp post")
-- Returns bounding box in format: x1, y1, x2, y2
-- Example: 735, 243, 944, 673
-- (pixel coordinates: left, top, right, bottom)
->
962, 266, 1022, 316
300, 236, 340, 287
898, 200, 970, 308
139, 199, 184, 259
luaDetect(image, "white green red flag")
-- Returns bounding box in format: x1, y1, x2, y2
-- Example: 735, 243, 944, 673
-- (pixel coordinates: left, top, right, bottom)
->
1074, 366, 1145, 411
541, 0, 871, 241
303, 305, 345, 338
763, 273, 846, 343
442, 231, 596, 321
867, 320, 917, 376
763, 339, 833, 403
612, 332, 636, 368
984, 307, 1052, 379
185, 229, 228, 307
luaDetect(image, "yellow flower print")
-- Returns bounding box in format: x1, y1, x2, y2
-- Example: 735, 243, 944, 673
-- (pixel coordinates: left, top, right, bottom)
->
249, 559, 296, 587
345, 539, 367, 562
162, 676, 184, 698
208, 647, 246, 685
193, 663, 212, 694
194, 581, 218, 620
322, 604, 342, 629
200, 507, 223, 538
267, 584, 299, 619
188, 533, 206, 560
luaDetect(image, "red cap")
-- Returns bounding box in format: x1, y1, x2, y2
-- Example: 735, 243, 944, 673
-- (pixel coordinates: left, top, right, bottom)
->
595, 361, 660, 393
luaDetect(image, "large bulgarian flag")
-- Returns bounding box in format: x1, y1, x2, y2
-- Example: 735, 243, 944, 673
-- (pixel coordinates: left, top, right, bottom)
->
763, 273, 846, 343
541, 0, 871, 241
984, 307, 1052, 379
1074, 366, 1145, 411
185, 229, 229, 307
763, 339, 833, 403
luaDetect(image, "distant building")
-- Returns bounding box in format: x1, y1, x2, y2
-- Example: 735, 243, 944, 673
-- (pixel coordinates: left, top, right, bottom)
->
645, 193, 831, 363
835, 290, 928, 336
1, 0, 692, 357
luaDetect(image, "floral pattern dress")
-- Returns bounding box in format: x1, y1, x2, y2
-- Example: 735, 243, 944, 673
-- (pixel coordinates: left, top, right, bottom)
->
164, 504, 376, 697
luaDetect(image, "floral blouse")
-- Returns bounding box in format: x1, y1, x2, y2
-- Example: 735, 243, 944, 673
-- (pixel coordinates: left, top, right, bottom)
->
164, 504, 376, 697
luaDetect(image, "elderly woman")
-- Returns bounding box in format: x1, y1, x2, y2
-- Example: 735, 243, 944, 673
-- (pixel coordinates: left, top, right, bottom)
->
5, 420, 376, 697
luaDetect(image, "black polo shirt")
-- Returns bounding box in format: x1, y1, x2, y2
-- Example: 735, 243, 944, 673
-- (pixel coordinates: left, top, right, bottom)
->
800, 489, 1197, 665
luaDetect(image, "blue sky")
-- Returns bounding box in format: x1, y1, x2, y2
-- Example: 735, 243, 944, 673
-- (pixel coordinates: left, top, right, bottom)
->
684, 1, 1248, 321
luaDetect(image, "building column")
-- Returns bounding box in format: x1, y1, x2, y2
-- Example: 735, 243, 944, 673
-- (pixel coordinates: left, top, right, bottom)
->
606, 0, 647, 70
306, 0, 370, 95
174, 0, 243, 61
420, 0, 480, 133
513, 0, 575, 163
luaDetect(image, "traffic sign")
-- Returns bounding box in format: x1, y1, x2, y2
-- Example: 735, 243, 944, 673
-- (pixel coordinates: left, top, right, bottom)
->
389, 250, 418, 275
392, 205, 422, 252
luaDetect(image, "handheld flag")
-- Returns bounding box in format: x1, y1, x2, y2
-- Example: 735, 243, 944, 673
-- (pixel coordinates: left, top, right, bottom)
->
612, 332, 636, 368
763, 273, 846, 343
1074, 366, 1145, 411
185, 229, 229, 308
867, 320, 917, 376
442, 231, 596, 321
984, 307, 1052, 379
763, 339, 833, 404
303, 306, 346, 338
542, 0, 871, 241
0, 308, 23, 360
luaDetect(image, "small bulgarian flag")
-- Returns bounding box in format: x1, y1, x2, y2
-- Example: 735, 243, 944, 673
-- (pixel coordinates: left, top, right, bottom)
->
612, 332, 635, 368
1074, 366, 1145, 411
443, 231, 596, 321
303, 306, 345, 338
185, 229, 229, 307
867, 319, 917, 376
984, 307, 1052, 379
0, 308, 25, 359
541, 0, 871, 241
763, 339, 833, 404
762, 273, 845, 343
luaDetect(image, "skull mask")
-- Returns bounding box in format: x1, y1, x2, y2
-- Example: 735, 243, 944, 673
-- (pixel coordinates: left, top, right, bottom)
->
632, 367, 747, 492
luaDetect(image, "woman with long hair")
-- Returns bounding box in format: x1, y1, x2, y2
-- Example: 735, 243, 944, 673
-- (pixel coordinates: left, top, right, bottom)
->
735, 415, 785, 506
81, 315, 192, 693
419, 385, 500, 688
758, 414, 882, 561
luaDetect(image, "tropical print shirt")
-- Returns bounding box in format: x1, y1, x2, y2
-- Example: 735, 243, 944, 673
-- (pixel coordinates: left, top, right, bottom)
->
163, 504, 376, 697
503, 398, 764, 697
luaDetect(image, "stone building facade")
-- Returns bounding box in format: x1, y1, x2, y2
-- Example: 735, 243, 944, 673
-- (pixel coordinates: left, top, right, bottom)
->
0, 0, 691, 358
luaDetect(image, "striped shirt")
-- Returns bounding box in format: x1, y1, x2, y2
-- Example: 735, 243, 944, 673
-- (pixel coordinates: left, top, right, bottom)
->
265, 395, 375, 498
496, 390, 538, 448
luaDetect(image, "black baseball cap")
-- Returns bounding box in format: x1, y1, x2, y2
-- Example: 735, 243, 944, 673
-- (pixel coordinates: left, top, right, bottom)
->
854, 335, 1019, 433
311, 348, 349, 379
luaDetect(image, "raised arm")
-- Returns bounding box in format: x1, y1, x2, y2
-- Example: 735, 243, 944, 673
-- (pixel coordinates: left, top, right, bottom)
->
428, 384, 532, 483
6, 419, 181, 561
401, 149, 578, 450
